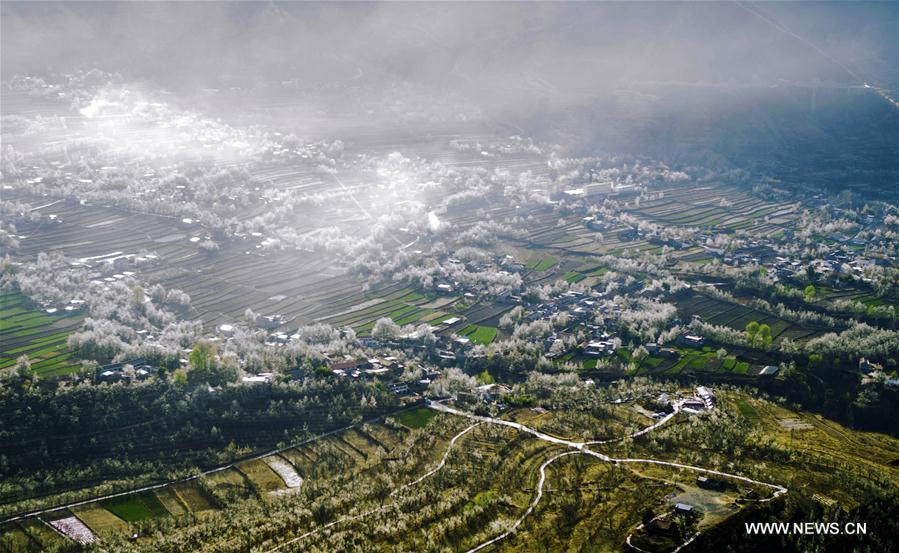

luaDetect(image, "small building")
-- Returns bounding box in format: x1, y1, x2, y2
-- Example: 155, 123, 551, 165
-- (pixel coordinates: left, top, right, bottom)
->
759, 365, 780, 377
859, 358, 883, 373
255, 314, 285, 330
584, 340, 615, 356
242, 373, 274, 384
678, 334, 705, 348
98, 369, 122, 383
696, 386, 715, 408
681, 399, 706, 413
673, 503, 696, 517
584, 181, 613, 197
476, 383, 512, 402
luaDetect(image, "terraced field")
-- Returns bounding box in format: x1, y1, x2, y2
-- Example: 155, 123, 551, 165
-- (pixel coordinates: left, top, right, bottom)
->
674, 290, 825, 343
627, 185, 799, 235
0, 292, 83, 377
459, 324, 498, 345
3, 391, 897, 552
100, 493, 168, 523
320, 285, 451, 334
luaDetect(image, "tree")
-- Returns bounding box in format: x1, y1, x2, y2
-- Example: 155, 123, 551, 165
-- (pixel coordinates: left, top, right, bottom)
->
372, 317, 400, 341
758, 324, 772, 348
189, 340, 216, 372
172, 368, 188, 386
131, 285, 145, 306
409, 323, 435, 350
804, 285, 816, 302
198, 240, 219, 256
187, 340, 237, 387
632, 345, 649, 362
428, 368, 477, 397
476, 370, 494, 385
745, 321, 760, 344
14, 354, 33, 381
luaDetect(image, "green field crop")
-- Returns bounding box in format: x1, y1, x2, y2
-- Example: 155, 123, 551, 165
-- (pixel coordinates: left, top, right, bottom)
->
460, 325, 497, 345
0, 291, 83, 377
101, 492, 167, 523
395, 407, 439, 429
735, 399, 759, 422
528, 256, 558, 271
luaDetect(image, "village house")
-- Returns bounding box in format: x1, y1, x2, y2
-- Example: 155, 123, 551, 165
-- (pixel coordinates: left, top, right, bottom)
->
696, 386, 715, 409
681, 398, 707, 413
759, 365, 780, 377
673, 503, 697, 518
678, 334, 705, 348
242, 372, 274, 384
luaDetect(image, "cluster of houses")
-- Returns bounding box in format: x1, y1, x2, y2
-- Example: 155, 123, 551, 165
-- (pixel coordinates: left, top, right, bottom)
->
859, 358, 899, 389
95, 358, 155, 383
42, 298, 85, 315
647, 475, 749, 536
324, 355, 441, 398
562, 180, 639, 201
29, 253, 162, 314
653, 386, 717, 415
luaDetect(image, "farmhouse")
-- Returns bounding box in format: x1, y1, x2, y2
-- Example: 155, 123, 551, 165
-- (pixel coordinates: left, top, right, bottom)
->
696, 386, 715, 408
759, 365, 780, 376
436, 283, 454, 294
681, 399, 706, 413
476, 383, 512, 403
673, 503, 696, 517
254, 314, 286, 330
859, 358, 883, 373
365, 366, 390, 377
584, 340, 616, 356
96, 359, 154, 383
678, 334, 705, 348
242, 372, 274, 384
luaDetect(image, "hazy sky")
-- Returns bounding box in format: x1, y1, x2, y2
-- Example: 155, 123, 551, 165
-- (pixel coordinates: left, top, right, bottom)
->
3, 1, 896, 95
3, 1, 896, 189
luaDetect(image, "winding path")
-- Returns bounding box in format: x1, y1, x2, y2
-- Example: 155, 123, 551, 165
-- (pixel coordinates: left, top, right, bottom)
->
393, 423, 480, 494
468, 451, 581, 553
428, 400, 788, 552
267, 422, 482, 552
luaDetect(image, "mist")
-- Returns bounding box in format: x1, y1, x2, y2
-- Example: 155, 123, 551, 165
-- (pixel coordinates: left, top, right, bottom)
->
4, 2, 895, 95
